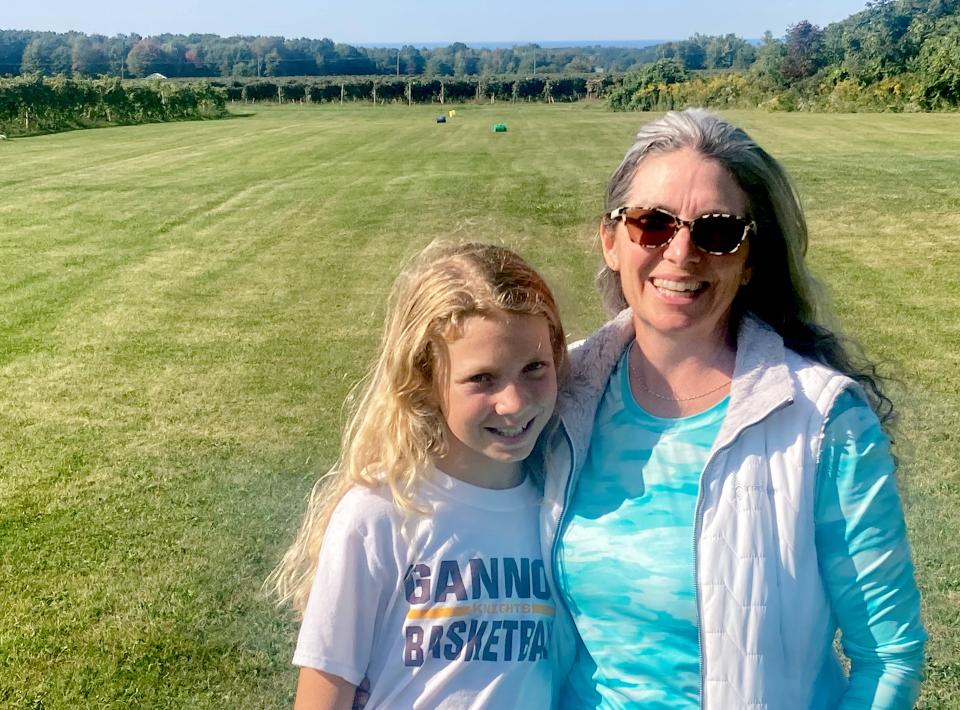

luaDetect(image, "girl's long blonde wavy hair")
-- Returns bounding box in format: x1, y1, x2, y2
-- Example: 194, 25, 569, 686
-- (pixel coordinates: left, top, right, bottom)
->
266, 241, 567, 613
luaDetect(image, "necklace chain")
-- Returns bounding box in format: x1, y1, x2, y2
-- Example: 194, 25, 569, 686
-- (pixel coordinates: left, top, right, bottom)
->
631, 348, 732, 402
636, 375, 732, 402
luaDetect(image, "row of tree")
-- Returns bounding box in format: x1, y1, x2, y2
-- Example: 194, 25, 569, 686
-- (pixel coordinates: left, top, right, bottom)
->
2, 0, 959, 111
215, 75, 612, 103
0, 72, 617, 135
0, 31, 664, 79
605, 60, 932, 112
211, 0, 960, 113
745, 0, 960, 90
0, 75, 226, 134
12, 2, 953, 84
609, 0, 960, 110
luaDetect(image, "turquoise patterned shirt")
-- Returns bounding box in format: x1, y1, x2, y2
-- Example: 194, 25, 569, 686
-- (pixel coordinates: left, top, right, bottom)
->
558, 347, 925, 709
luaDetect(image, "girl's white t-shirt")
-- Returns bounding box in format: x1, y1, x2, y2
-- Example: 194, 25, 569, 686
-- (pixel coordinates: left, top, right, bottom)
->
293, 468, 557, 709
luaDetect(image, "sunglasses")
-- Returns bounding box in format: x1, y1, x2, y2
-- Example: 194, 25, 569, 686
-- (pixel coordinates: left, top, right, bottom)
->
606, 206, 755, 255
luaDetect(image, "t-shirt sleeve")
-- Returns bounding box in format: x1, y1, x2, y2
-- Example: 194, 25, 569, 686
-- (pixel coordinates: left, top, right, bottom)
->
815, 389, 927, 709
292, 487, 397, 686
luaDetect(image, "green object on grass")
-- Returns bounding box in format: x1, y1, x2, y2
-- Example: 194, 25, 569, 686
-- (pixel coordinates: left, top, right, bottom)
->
493, 122, 507, 132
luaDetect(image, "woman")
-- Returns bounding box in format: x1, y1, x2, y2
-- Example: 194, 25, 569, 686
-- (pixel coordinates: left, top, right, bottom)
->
540, 109, 926, 709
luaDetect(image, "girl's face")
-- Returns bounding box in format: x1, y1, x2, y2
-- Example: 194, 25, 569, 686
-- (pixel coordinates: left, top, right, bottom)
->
434, 311, 557, 489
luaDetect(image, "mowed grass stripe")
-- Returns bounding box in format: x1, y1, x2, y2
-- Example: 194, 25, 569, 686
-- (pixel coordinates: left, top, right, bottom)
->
1, 104, 958, 708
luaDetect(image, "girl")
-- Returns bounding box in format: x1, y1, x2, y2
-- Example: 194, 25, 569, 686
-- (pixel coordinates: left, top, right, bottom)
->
267, 242, 571, 710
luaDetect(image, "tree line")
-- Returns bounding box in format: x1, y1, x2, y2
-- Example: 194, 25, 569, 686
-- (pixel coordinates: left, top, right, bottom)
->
5, 0, 957, 88
611, 0, 960, 110
0, 32, 665, 79
2, 0, 958, 113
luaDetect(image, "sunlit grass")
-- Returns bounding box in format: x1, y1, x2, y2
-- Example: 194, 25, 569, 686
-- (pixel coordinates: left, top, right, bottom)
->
1, 103, 957, 707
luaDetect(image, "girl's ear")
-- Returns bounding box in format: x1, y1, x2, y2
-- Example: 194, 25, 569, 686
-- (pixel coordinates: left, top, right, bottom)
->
599, 222, 620, 272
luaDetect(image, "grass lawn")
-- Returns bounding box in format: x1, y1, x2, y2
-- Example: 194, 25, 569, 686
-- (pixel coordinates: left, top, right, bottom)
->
1, 102, 958, 708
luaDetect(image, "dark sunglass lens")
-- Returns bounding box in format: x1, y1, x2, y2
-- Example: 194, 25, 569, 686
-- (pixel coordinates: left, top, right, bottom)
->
626, 209, 675, 247
693, 216, 746, 253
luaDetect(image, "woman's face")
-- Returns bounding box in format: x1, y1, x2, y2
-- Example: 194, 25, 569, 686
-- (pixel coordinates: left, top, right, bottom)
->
600, 147, 752, 348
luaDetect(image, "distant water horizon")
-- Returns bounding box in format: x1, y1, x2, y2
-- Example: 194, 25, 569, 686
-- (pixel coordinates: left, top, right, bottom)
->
353, 39, 671, 49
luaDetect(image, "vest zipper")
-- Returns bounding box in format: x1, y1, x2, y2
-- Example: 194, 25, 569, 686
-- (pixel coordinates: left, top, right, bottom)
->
550, 425, 578, 592
692, 477, 706, 707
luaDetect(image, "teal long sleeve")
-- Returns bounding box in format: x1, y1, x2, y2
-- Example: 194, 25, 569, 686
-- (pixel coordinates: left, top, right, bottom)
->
816, 390, 927, 709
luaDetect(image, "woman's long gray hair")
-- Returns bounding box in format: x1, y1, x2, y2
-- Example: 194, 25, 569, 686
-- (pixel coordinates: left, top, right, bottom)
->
598, 108, 893, 426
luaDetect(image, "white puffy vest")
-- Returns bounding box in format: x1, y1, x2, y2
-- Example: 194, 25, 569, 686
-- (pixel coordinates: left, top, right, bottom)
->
541, 312, 852, 709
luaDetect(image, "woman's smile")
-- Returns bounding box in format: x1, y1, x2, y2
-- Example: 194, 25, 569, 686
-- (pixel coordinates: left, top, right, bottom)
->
650, 276, 709, 299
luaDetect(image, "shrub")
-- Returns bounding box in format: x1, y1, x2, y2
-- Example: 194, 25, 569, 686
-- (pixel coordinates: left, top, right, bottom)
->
0, 75, 226, 135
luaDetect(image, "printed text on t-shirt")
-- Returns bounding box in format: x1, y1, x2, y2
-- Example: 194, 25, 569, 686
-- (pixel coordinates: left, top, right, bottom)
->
402, 557, 554, 667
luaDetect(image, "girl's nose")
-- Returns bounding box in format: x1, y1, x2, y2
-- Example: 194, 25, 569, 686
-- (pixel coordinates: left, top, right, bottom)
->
495, 383, 528, 416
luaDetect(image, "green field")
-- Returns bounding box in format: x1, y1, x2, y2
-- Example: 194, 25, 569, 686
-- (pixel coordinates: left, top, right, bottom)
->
2, 103, 958, 708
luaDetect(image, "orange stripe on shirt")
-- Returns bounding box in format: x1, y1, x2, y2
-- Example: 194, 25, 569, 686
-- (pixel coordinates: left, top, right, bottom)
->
405, 603, 556, 619
405, 606, 473, 619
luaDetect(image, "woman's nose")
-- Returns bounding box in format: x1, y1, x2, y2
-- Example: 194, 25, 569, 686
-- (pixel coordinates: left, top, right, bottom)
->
663, 225, 700, 265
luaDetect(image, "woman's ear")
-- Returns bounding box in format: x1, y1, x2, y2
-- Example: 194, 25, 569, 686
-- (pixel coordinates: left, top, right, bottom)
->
599, 222, 620, 272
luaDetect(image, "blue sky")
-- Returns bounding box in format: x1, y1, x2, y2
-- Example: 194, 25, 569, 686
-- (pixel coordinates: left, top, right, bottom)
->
5, 0, 871, 44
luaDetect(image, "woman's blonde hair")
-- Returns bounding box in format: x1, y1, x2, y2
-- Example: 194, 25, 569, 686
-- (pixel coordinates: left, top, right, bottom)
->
266, 241, 566, 612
